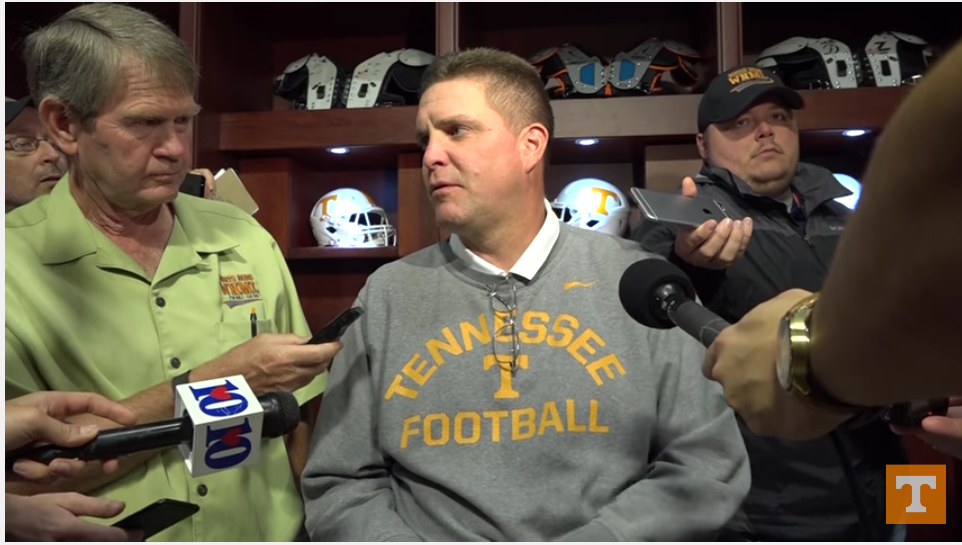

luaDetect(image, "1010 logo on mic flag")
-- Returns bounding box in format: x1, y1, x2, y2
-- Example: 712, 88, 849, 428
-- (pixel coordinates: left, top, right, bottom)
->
174, 375, 264, 477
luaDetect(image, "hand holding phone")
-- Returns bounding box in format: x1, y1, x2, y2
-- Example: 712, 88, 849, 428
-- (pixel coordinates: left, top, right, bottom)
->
112, 498, 199, 540
309, 306, 365, 345
632, 179, 753, 270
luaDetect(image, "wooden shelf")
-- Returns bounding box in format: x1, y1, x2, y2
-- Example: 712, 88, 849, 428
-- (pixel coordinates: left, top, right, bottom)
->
553, 86, 912, 140
218, 107, 420, 170
287, 246, 400, 260
792, 86, 912, 131
217, 86, 913, 165
219, 107, 419, 151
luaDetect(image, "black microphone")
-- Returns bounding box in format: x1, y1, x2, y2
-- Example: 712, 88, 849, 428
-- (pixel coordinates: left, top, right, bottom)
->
618, 257, 949, 427
618, 258, 730, 347
6, 391, 301, 469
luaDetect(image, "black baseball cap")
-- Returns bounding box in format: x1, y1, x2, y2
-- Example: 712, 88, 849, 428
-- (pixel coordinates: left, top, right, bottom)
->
6, 96, 34, 126
697, 66, 804, 133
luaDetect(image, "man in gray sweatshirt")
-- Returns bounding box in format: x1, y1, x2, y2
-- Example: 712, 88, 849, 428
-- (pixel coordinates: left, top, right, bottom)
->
301, 47, 751, 542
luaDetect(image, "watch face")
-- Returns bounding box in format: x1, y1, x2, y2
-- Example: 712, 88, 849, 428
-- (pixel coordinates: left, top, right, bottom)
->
776, 316, 792, 390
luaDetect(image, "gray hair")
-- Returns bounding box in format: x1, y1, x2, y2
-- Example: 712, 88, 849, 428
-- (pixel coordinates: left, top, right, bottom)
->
421, 47, 554, 139
24, 3, 199, 128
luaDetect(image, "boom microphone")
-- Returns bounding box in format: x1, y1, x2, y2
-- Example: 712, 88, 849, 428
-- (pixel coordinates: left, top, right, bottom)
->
6, 391, 300, 469
618, 257, 730, 347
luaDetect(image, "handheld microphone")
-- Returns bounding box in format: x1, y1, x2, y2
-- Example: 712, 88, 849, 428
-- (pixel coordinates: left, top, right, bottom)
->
618, 257, 730, 347
6, 389, 300, 475
617, 257, 948, 427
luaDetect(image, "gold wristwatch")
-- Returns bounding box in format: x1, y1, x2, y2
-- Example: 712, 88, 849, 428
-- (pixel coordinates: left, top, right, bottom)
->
775, 293, 867, 414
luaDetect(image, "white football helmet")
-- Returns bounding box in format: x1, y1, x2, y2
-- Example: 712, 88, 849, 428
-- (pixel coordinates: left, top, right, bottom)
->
551, 178, 630, 237
310, 188, 396, 247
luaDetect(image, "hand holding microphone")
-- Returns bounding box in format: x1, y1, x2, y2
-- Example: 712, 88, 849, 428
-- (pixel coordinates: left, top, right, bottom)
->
7, 377, 302, 478
5, 391, 138, 482
196, 333, 342, 396
618, 258, 947, 441
619, 261, 851, 439
891, 397, 962, 460
619, 259, 847, 440
702, 289, 854, 440
5, 392, 143, 541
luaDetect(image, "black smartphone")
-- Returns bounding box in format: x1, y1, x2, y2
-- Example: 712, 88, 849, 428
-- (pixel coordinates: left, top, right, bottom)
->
309, 306, 365, 344
112, 498, 199, 539
179, 172, 206, 198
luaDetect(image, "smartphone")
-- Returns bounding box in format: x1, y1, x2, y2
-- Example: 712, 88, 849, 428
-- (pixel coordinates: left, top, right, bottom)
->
179, 172, 206, 198
112, 498, 199, 540
308, 306, 365, 344
630, 186, 734, 229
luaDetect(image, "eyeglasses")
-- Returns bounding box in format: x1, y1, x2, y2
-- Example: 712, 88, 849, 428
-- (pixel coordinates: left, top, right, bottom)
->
488, 273, 521, 375
5, 136, 60, 156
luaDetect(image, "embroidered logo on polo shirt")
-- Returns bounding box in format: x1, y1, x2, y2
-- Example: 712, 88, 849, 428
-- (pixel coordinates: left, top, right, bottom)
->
220, 274, 262, 308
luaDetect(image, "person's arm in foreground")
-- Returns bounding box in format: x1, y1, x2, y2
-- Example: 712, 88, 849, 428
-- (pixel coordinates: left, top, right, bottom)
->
811, 38, 962, 406
6, 391, 136, 482
5, 391, 141, 541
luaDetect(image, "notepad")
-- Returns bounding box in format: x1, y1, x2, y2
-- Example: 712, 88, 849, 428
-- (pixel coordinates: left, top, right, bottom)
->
214, 168, 259, 215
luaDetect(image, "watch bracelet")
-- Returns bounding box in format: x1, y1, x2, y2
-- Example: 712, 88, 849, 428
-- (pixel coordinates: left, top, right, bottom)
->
790, 293, 879, 416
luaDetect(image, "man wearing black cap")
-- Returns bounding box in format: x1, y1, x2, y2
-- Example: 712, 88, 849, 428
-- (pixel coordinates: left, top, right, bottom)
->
633, 66, 908, 541
5, 96, 68, 212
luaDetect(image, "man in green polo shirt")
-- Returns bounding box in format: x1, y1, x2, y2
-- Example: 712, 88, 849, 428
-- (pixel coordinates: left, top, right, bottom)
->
5, 4, 341, 541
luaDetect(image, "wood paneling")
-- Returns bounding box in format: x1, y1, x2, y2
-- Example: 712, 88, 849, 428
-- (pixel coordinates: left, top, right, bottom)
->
793, 87, 912, 132
716, 2, 742, 71
237, 157, 293, 255
288, 258, 392, 333
397, 152, 439, 256
288, 247, 398, 260
645, 144, 703, 193
436, 2, 459, 56
219, 107, 420, 152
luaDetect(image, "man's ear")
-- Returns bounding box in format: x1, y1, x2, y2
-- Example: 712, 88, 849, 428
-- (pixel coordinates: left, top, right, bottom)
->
38, 97, 83, 156
519, 122, 549, 174
696, 132, 708, 161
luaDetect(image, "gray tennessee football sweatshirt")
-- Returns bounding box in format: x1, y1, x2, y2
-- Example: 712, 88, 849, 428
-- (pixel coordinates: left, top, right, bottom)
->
302, 225, 750, 541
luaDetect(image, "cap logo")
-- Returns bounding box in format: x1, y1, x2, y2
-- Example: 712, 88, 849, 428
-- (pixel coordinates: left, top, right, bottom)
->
727, 67, 774, 92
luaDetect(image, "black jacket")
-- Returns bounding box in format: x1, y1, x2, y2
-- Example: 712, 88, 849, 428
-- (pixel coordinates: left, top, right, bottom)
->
633, 162, 908, 541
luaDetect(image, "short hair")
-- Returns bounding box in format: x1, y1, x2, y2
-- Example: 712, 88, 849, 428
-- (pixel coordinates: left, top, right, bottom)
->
421, 47, 555, 139
24, 3, 199, 128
